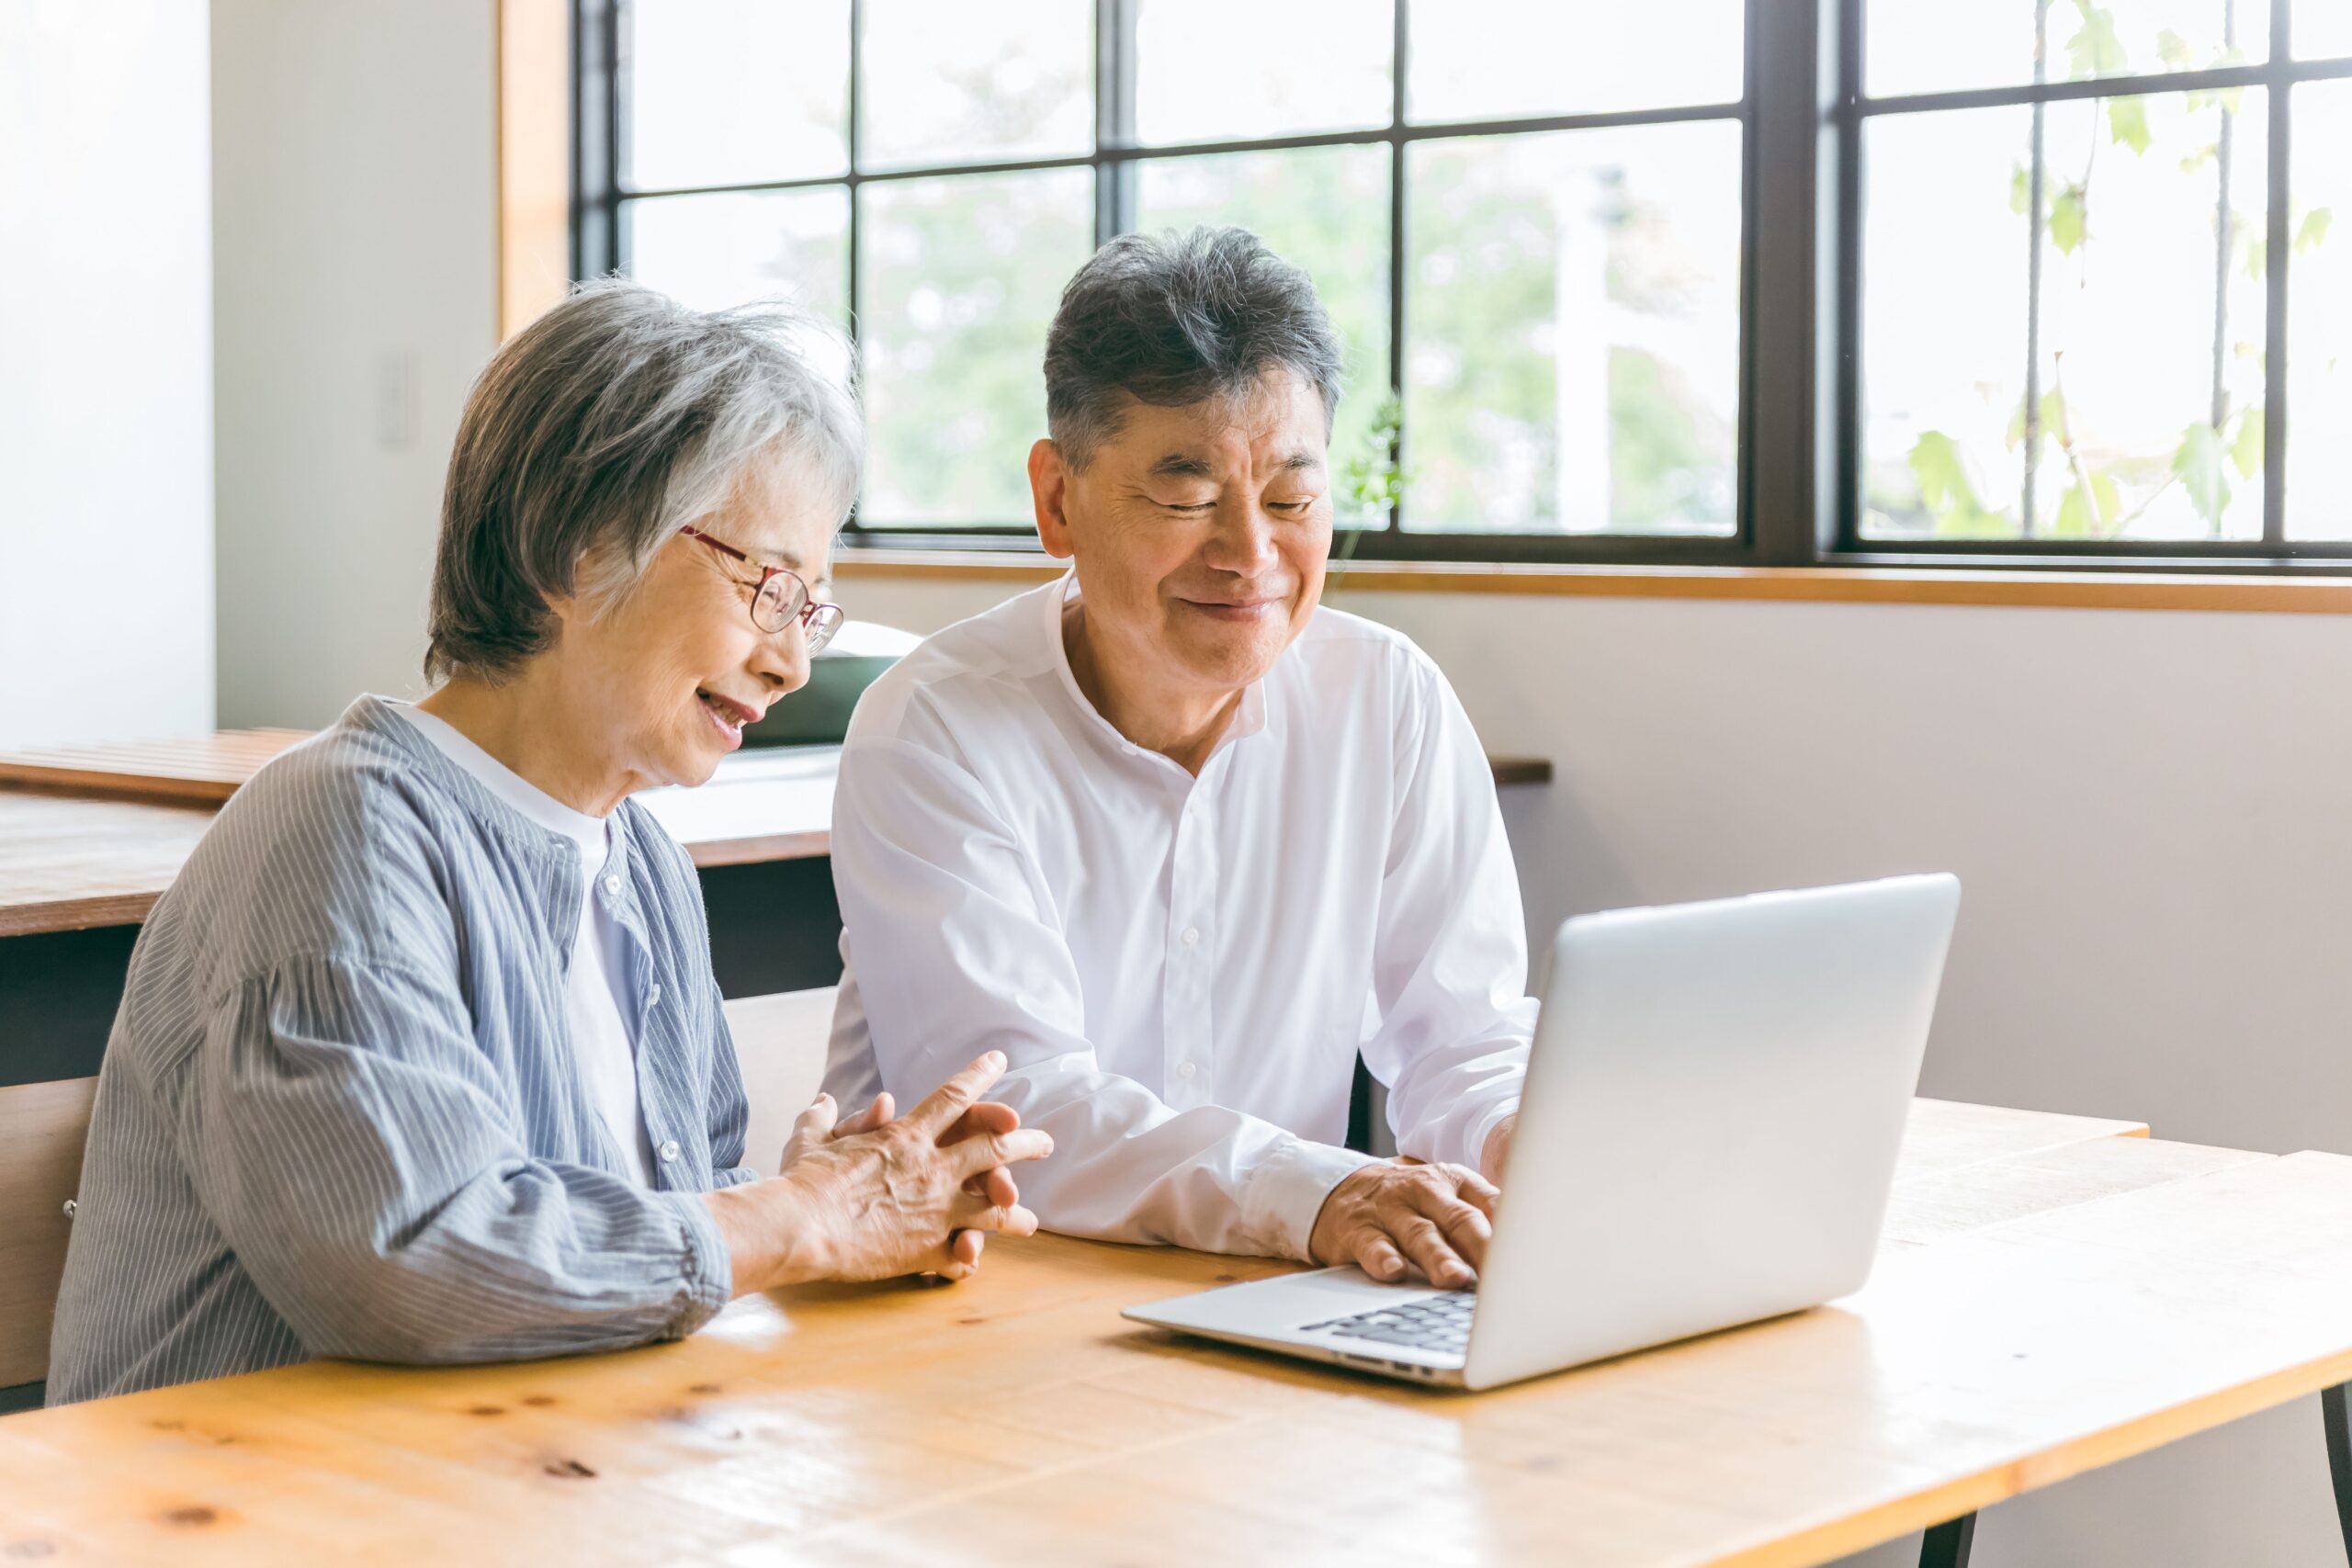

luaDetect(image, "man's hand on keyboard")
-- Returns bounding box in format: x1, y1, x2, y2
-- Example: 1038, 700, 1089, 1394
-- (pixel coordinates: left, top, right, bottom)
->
1306, 1160, 1498, 1289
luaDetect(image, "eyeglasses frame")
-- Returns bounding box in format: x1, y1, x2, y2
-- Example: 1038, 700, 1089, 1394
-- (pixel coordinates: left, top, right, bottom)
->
676, 525, 845, 652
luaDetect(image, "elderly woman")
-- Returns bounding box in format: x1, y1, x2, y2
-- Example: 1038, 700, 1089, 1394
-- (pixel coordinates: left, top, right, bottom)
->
46, 282, 1047, 1404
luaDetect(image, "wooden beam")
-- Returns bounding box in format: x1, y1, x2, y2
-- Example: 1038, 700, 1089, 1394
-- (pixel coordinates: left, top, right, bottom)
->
835, 549, 2352, 615
496, 0, 571, 341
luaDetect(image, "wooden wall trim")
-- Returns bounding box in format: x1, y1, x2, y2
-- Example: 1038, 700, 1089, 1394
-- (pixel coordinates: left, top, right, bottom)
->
496, 0, 571, 342
835, 549, 2352, 615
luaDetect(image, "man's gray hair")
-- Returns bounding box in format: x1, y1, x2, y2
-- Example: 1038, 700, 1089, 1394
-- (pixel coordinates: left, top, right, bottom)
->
425, 279, 861, 682
1043, 227, 1343, 469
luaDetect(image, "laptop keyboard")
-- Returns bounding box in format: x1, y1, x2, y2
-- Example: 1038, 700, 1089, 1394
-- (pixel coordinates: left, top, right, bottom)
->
1301, 1290, 1476, 1355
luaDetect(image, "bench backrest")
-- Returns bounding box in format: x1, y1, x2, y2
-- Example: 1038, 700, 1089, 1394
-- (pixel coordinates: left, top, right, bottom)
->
0, 1077, 97, 1388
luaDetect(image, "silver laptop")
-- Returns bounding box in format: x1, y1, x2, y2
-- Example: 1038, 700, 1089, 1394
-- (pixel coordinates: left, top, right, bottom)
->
1124, 874, 1962, 1392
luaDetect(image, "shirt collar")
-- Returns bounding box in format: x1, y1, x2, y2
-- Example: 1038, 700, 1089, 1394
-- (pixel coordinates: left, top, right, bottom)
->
1037, 570, 1274, 762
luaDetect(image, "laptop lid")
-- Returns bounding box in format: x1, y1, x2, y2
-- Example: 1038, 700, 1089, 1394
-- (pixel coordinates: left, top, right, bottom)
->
1460, 874, 1961, 1392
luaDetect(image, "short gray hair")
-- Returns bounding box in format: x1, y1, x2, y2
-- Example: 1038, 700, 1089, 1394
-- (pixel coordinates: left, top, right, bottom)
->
1043, 227, 1343, 470
425, 279, 861, 682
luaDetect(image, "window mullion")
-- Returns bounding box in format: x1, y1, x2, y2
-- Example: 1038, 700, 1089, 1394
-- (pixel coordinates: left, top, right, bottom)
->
1743, 0, 1834, 563
2264, 0, 2292, 545
1386, 0, 1409, 536
1095, 0, 1137, 245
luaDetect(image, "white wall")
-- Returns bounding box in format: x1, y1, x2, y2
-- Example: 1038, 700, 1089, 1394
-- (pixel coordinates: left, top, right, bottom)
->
209, 0, 498, 728
0, 2, 214, 748
840, 571, 2352, 1566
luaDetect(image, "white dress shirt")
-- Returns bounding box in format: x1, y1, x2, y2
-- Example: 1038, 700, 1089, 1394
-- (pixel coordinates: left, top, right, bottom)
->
394, 702, 660, 1186
824, 574, 1536, 1260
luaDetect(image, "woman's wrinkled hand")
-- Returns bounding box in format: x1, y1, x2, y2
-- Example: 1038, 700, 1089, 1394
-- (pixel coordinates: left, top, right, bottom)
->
708, 1051, 1052, 1292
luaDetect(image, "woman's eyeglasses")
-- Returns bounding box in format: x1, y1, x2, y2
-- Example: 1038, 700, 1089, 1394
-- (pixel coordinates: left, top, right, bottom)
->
677, 525, 845, 654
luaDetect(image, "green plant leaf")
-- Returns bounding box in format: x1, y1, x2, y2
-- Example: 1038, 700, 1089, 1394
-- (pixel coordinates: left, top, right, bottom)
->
2173, 422, 2232, 525
2155, 28, 2194, 71
2298, 207, 2335, 253
2108, 96, 2152, 154
2050, 185, 2088, 254
1909, 430, 1979, 518
2053, 479, 2094, 537
2066, 3, 2128, 74
2041, 387, 2070, 447
2092, 471, 2122, 530
2230, 406, 2266, 481
2244, 235, 2267, 283
2009, 164, 2032, 217
2007, 388, 2072, 455
2066, 3, 2128, 77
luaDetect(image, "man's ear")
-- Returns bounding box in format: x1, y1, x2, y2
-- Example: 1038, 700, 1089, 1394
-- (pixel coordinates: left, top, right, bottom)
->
1029, 439, 1077, 559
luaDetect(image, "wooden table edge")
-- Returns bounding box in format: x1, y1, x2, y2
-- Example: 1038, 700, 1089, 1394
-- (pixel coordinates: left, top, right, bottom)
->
1737, 1337, 2352, 1568
0, 894, 159, 940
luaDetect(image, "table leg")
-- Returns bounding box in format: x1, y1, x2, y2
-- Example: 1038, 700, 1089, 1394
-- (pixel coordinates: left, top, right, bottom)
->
2324, 1382, 2352, 1562
1918, 1512, 1976, 1568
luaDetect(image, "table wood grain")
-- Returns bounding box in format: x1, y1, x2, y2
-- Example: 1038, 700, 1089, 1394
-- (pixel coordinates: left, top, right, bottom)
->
0, 750, 842, 938
10, 1122, 2338, 1568
0, 730, 311, 804
0, 794, 221, 937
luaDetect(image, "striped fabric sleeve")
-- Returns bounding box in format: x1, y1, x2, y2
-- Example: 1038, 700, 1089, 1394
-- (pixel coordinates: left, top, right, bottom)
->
705, 978, 761, 1189
181, 952, 732, 1366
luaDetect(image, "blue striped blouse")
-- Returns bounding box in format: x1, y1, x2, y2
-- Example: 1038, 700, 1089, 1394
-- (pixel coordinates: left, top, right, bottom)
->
45, 696, 754, 1405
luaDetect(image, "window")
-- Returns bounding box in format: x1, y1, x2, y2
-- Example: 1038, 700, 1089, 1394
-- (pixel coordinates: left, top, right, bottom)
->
1849, 1, 2352, 555
576, 1, 2352, 571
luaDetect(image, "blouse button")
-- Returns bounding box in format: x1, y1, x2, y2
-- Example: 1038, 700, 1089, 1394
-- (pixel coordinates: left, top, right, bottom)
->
659, 1140, 681, 1163
647, 984, 663, 1007
603, 874, 623, 897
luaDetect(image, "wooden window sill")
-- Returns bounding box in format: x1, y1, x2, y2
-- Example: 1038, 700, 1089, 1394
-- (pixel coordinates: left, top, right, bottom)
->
835, 550, 2352, 615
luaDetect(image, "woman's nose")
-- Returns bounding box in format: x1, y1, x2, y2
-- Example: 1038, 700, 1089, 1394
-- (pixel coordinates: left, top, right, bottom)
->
753, 625, 812, 694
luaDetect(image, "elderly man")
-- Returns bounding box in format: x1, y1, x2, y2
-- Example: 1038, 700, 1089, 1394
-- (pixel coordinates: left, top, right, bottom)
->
824, 228, 1534, 1288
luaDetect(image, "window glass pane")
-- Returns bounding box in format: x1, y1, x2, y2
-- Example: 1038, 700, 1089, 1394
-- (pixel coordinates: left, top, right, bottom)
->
1409, 0, 1742, 122
1134, 147, 1391, 522
2298, 0, 2352, 60
623, 189, 850, 318
859, 0, 1091, 170
622, 0, 848, 189
1868, 1, 2262, 100
2289, 82, 2352, 540
1404, 124, 1742, 536
860, 169, 1094, 525
1133, 0, 1392, 144
1860, 93, 2269, 542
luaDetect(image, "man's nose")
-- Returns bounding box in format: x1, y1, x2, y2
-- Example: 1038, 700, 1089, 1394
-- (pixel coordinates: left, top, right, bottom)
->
1202, 499, 1280, 576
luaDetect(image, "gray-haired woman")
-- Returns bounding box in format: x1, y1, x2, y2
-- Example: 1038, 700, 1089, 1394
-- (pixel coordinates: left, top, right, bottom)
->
46, 282, 1047, 1404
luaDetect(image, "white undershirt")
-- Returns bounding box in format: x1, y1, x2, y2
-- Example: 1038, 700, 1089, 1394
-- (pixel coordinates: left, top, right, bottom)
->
392, 702, 659, 1187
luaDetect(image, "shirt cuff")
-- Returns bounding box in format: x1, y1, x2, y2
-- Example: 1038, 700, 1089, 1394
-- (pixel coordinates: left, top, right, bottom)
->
656, 1190, 736, 1337
1463, 1095, 1521, 1181
1239, 1135, 1379, 1262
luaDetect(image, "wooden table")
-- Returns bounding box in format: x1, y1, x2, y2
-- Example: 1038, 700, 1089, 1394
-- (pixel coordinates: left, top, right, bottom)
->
13, 1106, 2352, 1567
0, 730, 312, 805
0, 747, 844, 942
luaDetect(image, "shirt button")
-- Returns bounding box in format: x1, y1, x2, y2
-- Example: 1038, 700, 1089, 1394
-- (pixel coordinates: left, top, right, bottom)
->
1180, 926, 1201, 948
647, 984, 663, 1006
603, 874, 622, 896
659, 1139, 681, 1163
1177, 1062, 1198, 1081
62, 1198, 77, 1220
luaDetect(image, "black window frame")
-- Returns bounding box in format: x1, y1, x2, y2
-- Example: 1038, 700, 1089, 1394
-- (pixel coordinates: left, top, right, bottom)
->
573, 0, 2352, 575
